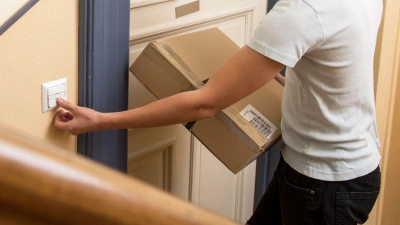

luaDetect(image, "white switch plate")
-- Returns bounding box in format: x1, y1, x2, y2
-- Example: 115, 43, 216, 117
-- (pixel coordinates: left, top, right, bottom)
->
41, 78, 67, 113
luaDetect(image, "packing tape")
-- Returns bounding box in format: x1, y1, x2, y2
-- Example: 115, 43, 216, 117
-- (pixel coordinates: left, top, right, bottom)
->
155, 40, 205, 90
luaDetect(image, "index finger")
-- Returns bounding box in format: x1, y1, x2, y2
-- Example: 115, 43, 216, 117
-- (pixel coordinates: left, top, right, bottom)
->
57, 98, 76, 112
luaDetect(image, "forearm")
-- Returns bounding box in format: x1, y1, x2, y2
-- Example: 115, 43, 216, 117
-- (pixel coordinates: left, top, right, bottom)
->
101, 90, 215, 130
102, 47, 285, 130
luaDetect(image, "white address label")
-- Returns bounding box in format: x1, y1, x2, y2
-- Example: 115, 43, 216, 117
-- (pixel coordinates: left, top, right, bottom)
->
239, 104, 277, 139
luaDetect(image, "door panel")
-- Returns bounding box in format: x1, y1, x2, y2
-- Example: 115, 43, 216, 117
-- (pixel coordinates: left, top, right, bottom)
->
128, 146, 172, 191
128, 1, 266, 223
128, 125, 191, 199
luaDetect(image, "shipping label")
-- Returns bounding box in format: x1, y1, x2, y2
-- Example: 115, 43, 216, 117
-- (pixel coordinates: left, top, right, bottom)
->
239, 104, 277, 139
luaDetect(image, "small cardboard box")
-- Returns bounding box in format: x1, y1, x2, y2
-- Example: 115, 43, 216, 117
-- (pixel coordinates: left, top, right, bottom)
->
130, 28, 283, 174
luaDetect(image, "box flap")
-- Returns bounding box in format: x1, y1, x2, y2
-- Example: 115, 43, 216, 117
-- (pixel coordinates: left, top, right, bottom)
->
162, 28, 239, 81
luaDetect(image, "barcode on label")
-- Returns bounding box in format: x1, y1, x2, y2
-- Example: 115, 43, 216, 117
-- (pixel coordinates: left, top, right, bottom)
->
239, 105, 277, 139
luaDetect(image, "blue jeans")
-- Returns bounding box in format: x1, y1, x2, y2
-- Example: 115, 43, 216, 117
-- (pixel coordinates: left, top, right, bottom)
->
246, 156, 381, 225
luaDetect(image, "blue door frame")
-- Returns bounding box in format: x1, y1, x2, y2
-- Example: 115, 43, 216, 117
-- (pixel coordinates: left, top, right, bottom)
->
78, 0, 130, 172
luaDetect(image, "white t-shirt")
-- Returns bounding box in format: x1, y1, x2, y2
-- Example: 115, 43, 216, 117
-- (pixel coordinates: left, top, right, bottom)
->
247, 0, 382, 181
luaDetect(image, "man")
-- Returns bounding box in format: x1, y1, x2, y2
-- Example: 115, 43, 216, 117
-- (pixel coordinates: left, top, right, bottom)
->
55, 0, 382, 224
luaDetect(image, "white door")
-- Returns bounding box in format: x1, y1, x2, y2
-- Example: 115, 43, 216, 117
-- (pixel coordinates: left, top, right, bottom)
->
128, 1, 267, 223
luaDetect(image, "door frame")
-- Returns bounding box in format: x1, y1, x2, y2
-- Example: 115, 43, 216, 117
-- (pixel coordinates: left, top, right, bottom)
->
78, 0, 130, 172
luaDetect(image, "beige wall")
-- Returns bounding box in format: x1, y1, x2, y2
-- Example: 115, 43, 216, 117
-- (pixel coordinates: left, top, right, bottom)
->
0, 0, 79, 152
380, 64, 400, 225
374, 0, 400, 224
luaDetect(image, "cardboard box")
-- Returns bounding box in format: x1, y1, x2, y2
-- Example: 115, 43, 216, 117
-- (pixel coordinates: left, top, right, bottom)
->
130, 28, 283, 174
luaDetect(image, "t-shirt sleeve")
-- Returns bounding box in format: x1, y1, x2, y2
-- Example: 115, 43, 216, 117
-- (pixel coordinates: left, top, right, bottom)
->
247, 0, 325, 67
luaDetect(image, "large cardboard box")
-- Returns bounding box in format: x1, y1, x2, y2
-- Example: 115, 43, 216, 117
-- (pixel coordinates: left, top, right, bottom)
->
130, 28, 283, 174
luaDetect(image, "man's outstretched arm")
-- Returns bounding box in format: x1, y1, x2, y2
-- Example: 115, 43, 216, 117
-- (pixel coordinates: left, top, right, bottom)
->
54, 46, 285, 135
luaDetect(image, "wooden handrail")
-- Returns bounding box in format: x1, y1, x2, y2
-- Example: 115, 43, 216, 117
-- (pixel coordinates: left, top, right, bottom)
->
0, 125, 240, 225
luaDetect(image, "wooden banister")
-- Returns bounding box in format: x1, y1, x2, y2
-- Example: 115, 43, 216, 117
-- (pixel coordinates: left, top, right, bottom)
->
0, 126, 240, 225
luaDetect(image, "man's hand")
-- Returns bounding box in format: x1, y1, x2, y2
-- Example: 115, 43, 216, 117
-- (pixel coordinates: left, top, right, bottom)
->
54, 98, 101, 135
274, 73, 286, 86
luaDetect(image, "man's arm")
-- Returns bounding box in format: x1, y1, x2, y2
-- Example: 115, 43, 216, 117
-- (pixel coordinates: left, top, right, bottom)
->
54, 46, 285, 135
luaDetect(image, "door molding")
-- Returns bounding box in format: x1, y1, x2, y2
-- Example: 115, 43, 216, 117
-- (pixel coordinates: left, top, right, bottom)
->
78, 0, 130, 172
128, 136, 176, 159
129, 2, 257, 45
